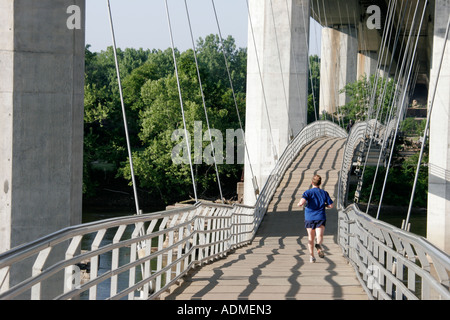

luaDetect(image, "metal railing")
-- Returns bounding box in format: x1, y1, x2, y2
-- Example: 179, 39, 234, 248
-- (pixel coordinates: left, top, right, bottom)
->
0, 202, 255, 300
2, 118, 448, 300
252, 121, 347, 234
337, 119, 395, 208
0, 121, 346, 300
337, 120, 450, 300
339, 204, 450, 300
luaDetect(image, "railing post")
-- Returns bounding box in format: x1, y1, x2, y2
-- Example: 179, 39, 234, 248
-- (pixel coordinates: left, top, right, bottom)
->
89, 229, 106, 300
110, 225, 126, 297
63, 235, 83, 299
165, 214, 179, 285
0, 267, 9, 294
31, 247, 52, 300
156, 217, 169, 292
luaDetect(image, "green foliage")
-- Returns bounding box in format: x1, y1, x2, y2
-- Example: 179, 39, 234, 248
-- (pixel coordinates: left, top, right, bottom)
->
400, 117, 426, 136
339, 74, 396, 126
360, 161, 428, 208
83, 35, 247, 204
358, 136, 429, 208
307, 55, 320, 123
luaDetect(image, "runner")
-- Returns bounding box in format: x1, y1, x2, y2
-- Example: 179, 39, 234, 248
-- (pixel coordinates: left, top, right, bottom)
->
297, 175, 333, 263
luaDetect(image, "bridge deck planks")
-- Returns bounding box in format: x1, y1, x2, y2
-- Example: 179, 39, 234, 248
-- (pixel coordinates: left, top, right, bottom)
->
163, 137, 368, 300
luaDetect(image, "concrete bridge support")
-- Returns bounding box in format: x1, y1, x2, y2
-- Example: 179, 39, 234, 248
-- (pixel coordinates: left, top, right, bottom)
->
319, 25, 358, 117
428, 0, 450, 253
357, 50, 378, 80
0, 0, 85, 295
243, 0, 310, 205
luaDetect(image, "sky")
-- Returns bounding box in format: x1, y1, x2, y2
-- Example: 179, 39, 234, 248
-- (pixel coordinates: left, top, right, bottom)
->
85, 0, 322, 55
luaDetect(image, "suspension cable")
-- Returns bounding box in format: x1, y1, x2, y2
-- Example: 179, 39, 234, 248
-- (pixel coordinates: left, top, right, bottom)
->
292, 0, 319, 122
404, 14, 450, 229
376, 0, 428, 220
335, 1, 346, 128
184, 0, 224, 202
370, 2, 415, 194
106, 0, 141, 216
310, 0, 323, 121
210, 0, 259, 194
366, 0, 396, 121
164, 0, 198, 202
244, 0, 279, 161
317, 0, 335, 123
268, 0, 295, 139
369, 0, 414, 214
358, 0, 407, 205
375, 0, 421, 218
353, 0, 397, 203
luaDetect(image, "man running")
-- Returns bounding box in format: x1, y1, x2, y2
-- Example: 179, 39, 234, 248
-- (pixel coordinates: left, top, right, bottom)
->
297, 175, 333, 263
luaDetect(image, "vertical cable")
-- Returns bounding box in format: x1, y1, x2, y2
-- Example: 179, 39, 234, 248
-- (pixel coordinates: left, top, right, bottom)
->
106, 0, 141, 215
164, 0, 198, 202
269, 0, 294, 139
359, 0, 408, 208
244, 0, 279, 161
184, 0, 224, 202
404, 15, 450, 229
210, 0, 259, 194
376, 0, 428, 219
299, 0, 319, 122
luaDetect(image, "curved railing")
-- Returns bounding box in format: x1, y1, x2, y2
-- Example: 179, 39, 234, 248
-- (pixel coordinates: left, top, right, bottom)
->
339, 204, 450, 300
252, 120, 347, 237
337, 120, 450, 300
337, 119, 396, 208
0, 120, 346, 300
0, 202, 255, 300
3, 118, 447, 300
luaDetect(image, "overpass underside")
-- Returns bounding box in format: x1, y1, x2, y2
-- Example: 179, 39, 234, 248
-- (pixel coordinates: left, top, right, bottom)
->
244, 0, 450, 253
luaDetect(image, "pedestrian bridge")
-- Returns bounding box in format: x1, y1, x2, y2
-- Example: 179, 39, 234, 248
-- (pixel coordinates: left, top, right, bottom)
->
0, 121, 449, 300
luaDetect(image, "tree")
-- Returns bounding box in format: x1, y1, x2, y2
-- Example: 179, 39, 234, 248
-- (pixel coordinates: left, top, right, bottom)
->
83, 45, 151, 196
84, 36, 247, 204
339, 74, 396, 126
307, 55, 320, 123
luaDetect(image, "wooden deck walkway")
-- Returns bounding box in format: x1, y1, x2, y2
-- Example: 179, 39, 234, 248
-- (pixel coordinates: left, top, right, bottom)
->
163, 137, 368, 300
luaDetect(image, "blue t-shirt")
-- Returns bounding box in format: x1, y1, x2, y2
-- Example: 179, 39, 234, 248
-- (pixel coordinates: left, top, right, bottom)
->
302, 187, 333, 221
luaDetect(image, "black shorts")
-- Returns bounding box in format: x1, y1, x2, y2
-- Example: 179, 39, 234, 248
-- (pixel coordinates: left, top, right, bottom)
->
305, 220, 326, 229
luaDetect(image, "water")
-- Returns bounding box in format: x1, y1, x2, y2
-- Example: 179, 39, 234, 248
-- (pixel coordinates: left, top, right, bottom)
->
78, 205, 427, 299
80, 207, 163, 300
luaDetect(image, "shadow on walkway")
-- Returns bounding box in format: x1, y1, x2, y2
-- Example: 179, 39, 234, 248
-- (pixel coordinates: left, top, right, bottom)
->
163, 137, 367, 300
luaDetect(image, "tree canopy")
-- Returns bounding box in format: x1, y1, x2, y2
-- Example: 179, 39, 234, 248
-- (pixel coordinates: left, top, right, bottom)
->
84, 35, 247, 206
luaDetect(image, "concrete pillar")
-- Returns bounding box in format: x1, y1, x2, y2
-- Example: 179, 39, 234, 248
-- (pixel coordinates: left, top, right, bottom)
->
357, 21, 381, 80
0, 0, 85, 295
319, 25, 358, 117
243, 0, 309, 205
427, 0, 450, 253
357, 50, 378, 80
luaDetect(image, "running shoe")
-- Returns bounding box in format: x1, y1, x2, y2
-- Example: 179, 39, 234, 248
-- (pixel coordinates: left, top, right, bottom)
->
315, 244, 324, 258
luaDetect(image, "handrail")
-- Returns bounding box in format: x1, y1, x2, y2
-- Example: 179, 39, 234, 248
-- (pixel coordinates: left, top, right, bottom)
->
339, 204, 450, 300
4, 118, 447, 300
0, 202, 256, 300
337, 120, 450, 300
0, 121, 346, 300
252, 121, 347, 237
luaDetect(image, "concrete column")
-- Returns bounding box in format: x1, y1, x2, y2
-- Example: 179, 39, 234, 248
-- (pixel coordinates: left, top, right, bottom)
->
357, 21, 381, 80
0, 0, 85, 295
357, 50, 378, 80
243, 0, 309, 205
319, 25, 358, 117
427, 0, 450, 253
